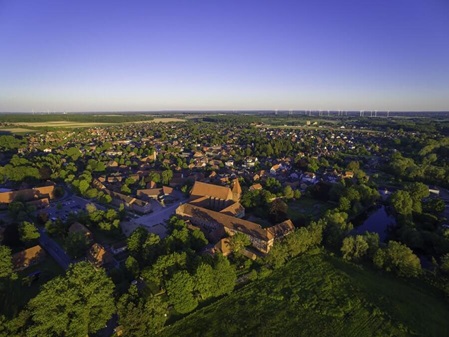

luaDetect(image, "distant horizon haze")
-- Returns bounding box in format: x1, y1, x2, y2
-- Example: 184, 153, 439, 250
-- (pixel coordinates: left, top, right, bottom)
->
1, 0, 448, 112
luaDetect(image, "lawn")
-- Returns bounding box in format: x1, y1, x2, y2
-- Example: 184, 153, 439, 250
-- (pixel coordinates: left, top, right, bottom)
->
161, 252, 449, 337
287, 197, 334, 223
0, 256, 64, 318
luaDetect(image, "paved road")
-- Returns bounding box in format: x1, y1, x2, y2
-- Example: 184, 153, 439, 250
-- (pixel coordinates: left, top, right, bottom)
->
38, 228, 72, 270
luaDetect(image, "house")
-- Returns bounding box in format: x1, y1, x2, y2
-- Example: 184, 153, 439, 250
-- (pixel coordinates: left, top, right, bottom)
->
87, 243, 113, 268
244, 157, 258, 168
214, 238, 232, 256
342, 171, 354, 179
137, 186, 175, 201
12, 245, 46, 271
302, 172, 317, 184
225, 160, 234, 167
0, 185, 56, 208
68, 222, 93, 244
249, 183, 263, 191
176, 203, 274, 253
104, 189, 152, 214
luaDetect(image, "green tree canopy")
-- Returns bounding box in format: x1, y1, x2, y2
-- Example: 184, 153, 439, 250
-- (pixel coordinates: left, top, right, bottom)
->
18, 221, 40, 245
373, 241, 422, 278
390, 190, 414, 215
27, 262, 115, 336
166, 270, 198, 314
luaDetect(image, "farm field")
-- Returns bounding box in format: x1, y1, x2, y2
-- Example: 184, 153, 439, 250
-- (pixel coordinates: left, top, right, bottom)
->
131, 117, 186, 123
8, 121, 115, 128
161, 252, 449, 337
0, 127, 36, 134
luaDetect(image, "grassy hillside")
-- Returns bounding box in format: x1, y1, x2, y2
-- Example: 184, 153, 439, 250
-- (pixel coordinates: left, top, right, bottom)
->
161, 252, 449, 337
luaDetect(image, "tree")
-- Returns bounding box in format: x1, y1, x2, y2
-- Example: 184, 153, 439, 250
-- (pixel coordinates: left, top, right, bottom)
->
265, 243, 289, 269
166, 270, 197, 314
390, 190, 413, 215
229, 232, 250, 253
0, 245, 16, 281
125, 256, 140, 279
127, 227, 148, 263
65, 232, 90, 258
293, 189, 301, 200
338, 197, 351, 212
161, 170, 173, 185
117, 287, 148, 337
190, 229, 208, 251
193, 263, 215, 300
269, 199, 288, 222
212, 254, 236, 296
8, 201, 25, 221
85, 203, 97, 214
341, 235, 369, 261
423, 198, 446, 215
18, 221, 40, 245
373, 241, 421, 277
121, 184, 131, 195
27, 262, 115, 336
441, 253, 449, 274
283, 185, 294, 199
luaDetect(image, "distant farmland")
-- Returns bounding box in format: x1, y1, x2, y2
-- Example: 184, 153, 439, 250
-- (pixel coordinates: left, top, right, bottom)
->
0, 113, 186, 130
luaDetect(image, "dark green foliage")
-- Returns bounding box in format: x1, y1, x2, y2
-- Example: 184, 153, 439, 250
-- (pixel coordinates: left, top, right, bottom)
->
117, 286, 168, 336
373, 241, 422, 277
0, 135, 25, 150
26, 262, 115, 336
0, 246, 16, 281
166, 271, 198, 314
64, 232, 90, 258
390, 190, 414, 215
162, 253, 449, 337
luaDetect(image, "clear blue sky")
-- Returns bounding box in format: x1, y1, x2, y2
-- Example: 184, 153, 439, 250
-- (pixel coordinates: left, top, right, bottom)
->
1, 0, 448, 112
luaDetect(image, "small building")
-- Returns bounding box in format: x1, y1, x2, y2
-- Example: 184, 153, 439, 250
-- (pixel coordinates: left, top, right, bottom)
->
87, 243, 113, 268
68, 222, 94, 244
12, 245, 46, 271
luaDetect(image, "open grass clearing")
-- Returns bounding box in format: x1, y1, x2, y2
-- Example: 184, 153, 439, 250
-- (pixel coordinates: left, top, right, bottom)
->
287, 197, 334, 222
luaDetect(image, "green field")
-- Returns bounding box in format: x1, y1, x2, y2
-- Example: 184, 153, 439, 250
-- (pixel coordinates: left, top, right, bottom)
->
161, 252, 449, 337
287, 197, 334, 222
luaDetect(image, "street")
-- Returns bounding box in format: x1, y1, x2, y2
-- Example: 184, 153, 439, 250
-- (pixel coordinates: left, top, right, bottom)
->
38, 228, 72, 270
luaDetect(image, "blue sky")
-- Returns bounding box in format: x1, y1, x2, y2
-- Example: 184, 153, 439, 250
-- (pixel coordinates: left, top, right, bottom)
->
1, 0, 448, 112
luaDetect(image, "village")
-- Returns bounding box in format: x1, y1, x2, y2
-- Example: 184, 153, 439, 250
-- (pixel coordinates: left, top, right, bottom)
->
1, 115, 449, 336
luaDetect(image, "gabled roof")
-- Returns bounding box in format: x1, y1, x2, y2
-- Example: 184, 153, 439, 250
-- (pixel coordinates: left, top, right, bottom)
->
190, 181, 233, 201
12, 245, 45, 271
69, 222, 93, 239
87, 243, 112, 267
219, 202, 245, 217
214, 238, 232, 256
267, 219, 295, 239
178, 203, 272, 242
